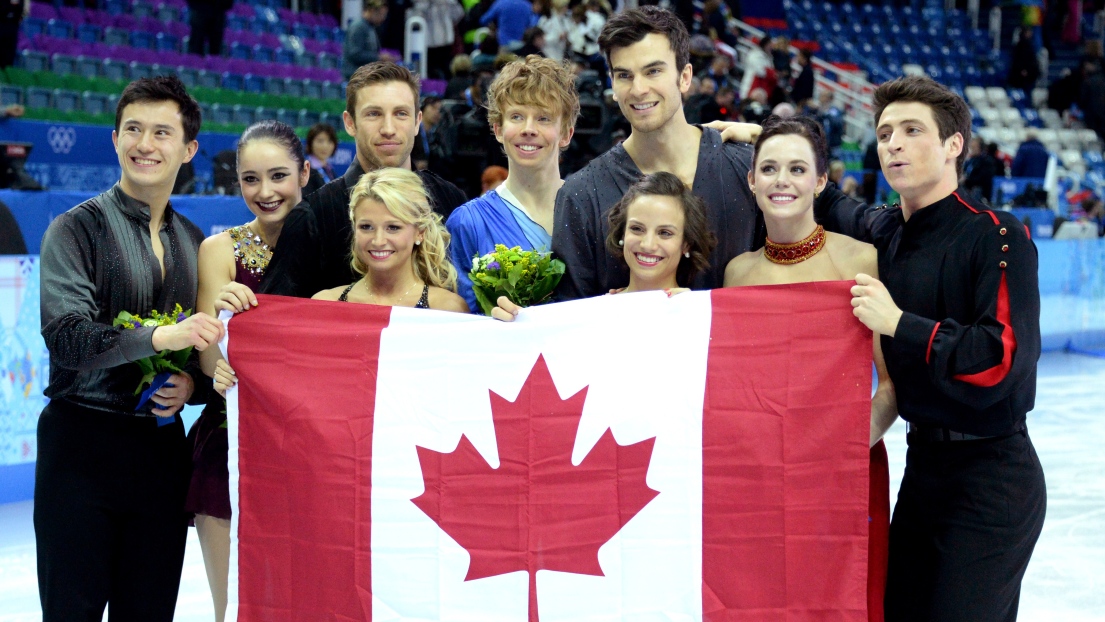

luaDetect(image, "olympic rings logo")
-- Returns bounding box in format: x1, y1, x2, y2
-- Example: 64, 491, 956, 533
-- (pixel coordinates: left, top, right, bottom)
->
47, 126, 77, 154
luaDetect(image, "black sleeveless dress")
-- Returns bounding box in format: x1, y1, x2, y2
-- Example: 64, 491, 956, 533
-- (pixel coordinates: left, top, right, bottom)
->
338, 282, 430, 308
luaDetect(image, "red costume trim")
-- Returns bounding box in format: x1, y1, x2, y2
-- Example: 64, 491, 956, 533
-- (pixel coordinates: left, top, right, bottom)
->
925, 322, 941, 365
953, 273, 1017, 386
952, 191, 1000, 225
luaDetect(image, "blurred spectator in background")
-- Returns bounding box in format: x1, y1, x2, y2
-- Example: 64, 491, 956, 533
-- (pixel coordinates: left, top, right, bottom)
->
828, 159, 845, 187
1, 0, 27, 69
700, 54, 736, 90
770, 101, 796, 118
684, 76, 716, 123
538, 0, 572, 60
814, 90, 843, 156
701, 0, 735, 47
739, 35, 775, 99
840, 176, 860, 200
480, 0, 539, 48
413, 0, 465, 78
988, 141, 1011, 177
961, 135, 997, 204
738, 87, 770, 124
1011, 130, 1051, 178
1048, 66, 1081, 113
481, 165, 508, 193
790, 49, 814, 106
446, 55, 474, 99
700, 85, 735, 123
862, 138, 879, 205
516, 27, 547, 56
411, 95, 454, 176
771, 36, 792, 88
343, 0, 388, 80
471, 36, 501, 72
1008, 27, 1040, 95
1081, 59, 1105, 144
305, 123, 339, 195
187, 0, 232, 57
568, 2, 606, 71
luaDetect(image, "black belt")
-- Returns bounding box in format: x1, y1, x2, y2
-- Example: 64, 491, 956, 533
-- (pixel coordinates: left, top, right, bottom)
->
906, 422, 1022, 442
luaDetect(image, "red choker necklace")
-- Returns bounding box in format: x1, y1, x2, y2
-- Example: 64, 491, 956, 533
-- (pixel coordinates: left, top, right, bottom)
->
764, 225, 826, 265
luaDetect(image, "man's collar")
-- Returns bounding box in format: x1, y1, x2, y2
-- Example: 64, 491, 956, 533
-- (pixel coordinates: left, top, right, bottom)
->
343, 158, 366, 187
110, 183, 172, 225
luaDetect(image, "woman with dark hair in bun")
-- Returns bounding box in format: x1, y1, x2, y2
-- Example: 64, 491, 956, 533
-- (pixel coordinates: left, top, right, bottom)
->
189, 119, 310, 622
724, 114, 897, 622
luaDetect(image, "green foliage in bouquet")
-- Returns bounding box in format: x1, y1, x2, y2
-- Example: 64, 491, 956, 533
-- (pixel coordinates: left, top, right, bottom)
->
469, 245, 565, 316
113, 303, 193, 394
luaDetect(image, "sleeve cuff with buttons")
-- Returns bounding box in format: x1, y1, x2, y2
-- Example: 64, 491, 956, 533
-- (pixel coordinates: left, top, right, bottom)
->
889, 311, 940, 366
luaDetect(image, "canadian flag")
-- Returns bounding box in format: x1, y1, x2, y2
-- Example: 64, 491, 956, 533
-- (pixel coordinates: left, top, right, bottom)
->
224, 283, 873, 621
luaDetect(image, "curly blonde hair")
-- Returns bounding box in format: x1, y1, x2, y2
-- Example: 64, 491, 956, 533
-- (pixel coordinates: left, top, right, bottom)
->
348, 168, 458, 292
486, 55, 581, 139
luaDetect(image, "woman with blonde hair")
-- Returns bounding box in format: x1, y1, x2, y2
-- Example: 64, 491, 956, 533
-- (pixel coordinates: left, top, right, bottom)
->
312, 168, 469, 311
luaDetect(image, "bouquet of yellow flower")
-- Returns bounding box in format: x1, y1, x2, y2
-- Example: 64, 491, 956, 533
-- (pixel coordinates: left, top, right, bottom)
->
113, 303, 192, 409
469, 245, 565, 316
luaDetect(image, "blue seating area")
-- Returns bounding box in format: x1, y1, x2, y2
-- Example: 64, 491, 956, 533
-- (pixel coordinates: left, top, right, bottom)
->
784, 0, 1006, 88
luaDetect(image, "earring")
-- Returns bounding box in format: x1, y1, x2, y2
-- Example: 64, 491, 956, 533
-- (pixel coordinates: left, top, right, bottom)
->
618, 239, 624, 246
684, 252, 690, 258
751, 189, 756, 197
415, 240, 421, 246
814, 191, 820, 199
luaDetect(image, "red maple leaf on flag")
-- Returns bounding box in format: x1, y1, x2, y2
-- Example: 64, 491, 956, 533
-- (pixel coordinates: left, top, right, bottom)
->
411, 354, 659, 622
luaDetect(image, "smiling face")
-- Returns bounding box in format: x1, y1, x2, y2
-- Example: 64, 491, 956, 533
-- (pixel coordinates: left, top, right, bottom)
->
112, 100, 198, 199
749, 134, 827, 224
608, 33, 692, 135
494, 103, 573, 173
876, 101, 963, 209
238, 140, 309, 228
352, 197, 422, 276
343, 81, 422, 171
622, 193, 687, 290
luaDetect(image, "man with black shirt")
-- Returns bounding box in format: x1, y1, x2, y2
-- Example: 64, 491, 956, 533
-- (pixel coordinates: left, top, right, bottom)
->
36, 76, 223, 621
843, 76, 1046, 621
261, 62, 466, 298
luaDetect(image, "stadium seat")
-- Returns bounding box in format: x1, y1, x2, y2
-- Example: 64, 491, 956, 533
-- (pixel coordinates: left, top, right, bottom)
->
25, 86, 53, 109
1001, 108, 1024, 128
52, 54, 79, 76
21, 17, 46, 38
317, 52, 340, 71
77, 23, 102, 44
256, 107, 278, 123
978, 107, 1002, 127
128, 62, 154, 80
1032, 88, 1048, 109
76, 56, 100, 81
1021, 108, 1042, 128
209, 103, 233, 125
18, 50, 50, 73
270, 108, 295, 127
303, 80, 323, 100
197, 70, 221, 89
1038, 108, 1062, 129
46, 18, 74, 39
282, 78, 305, 98
1077, 129, 1101, 150
103, 27, 129, 47
321, 81, 342, 101
81, 91, 111, 115
0, 85, 22, 107
231, 104, 256, 125
1060, 150, 1085, 174
297, 108, 321, 127
132, 1, 155, 19
221, 72, 244, 91
252, 45, 274, 63
157, 4, 182, 23
156, 32, 180, 52
243, 74, 264, 93
274, 48, 294, 65
176, 66, 199, 88
1036, 128, 1059, 150
985, 87, 1010, 108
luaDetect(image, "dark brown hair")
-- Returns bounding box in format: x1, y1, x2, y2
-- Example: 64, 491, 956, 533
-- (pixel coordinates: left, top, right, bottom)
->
598, 6, 691, 74
752, 114, 829, 177
305, 123, 338, 158
872, 75, 972, 172
238, 120, 306, 170
605, 172, 716, 286
345, 62, 420, 119
115, 75, 201, 143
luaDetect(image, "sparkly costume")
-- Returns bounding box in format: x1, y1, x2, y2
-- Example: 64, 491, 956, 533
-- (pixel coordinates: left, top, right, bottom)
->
184, 224, 270, 521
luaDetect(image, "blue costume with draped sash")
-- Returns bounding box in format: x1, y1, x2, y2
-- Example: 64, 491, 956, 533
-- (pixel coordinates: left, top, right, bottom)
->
445, 187, 551, 313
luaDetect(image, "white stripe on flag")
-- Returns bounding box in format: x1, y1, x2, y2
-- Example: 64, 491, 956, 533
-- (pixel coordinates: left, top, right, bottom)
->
370, 291, 712, 621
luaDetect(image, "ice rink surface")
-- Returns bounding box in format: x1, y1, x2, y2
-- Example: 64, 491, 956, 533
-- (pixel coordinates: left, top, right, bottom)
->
0, 351, 1102, 621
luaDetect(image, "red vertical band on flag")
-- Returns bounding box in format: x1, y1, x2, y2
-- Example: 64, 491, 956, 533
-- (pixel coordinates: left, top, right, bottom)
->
703, 283, 872, 621
952, 272, 1017, 387
229, 295, 391, 621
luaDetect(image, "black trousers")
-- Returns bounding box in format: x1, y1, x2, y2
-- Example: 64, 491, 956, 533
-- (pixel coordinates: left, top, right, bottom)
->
34, 399, 192, 622
884, 428, 1046, 622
